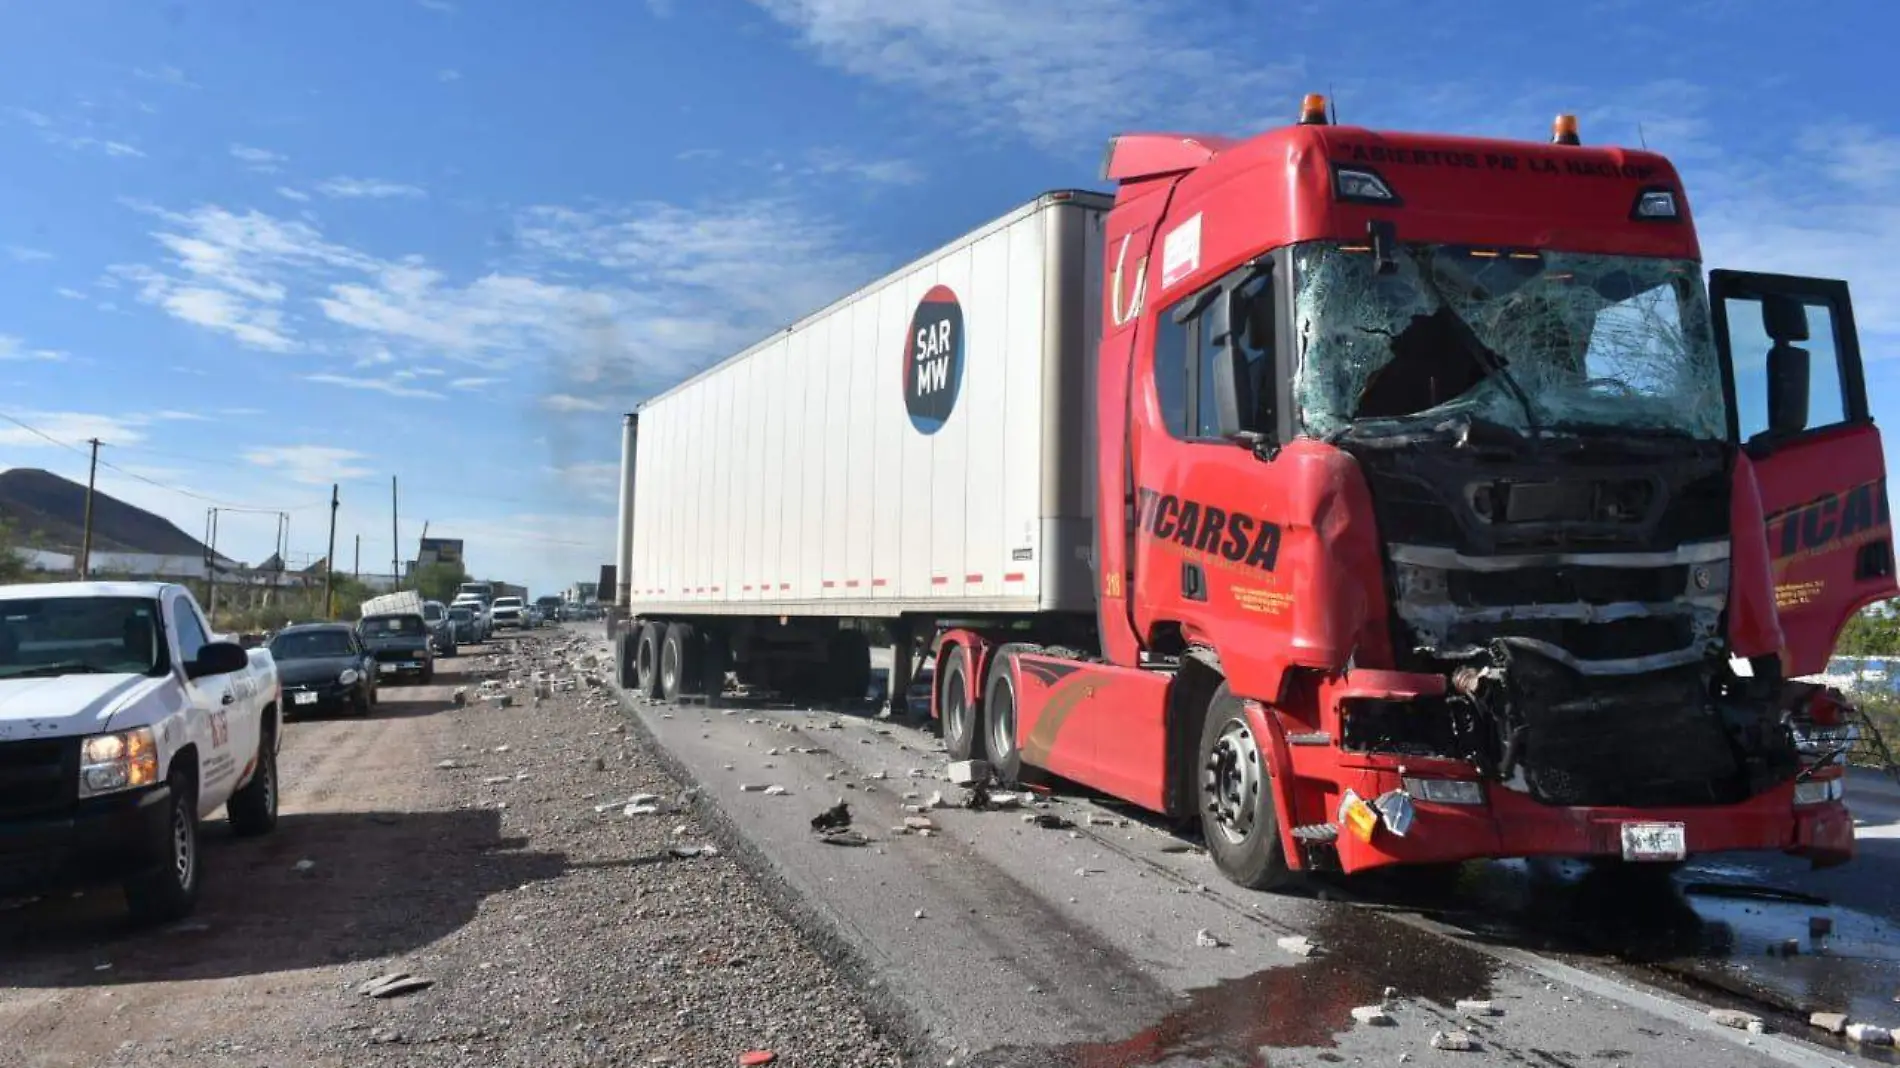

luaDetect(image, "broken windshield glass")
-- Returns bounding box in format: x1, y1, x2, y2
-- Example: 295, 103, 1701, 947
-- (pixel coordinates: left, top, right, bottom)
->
1292, 243, 1726, 440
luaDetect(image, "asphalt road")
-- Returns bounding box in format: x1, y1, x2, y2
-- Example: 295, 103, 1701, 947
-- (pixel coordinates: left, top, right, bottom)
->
606, 633, 1900, 1068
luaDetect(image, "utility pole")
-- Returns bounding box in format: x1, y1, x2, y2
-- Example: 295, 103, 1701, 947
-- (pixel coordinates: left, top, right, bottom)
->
391, 475, 400, 591
353, 534, 361, 581
323, 484, 340, 619
206, 508, 221, 625
78, 438, 101, 579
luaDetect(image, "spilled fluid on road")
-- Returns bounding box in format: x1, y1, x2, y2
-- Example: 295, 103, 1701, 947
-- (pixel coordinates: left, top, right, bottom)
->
968, 905, 1496, 1068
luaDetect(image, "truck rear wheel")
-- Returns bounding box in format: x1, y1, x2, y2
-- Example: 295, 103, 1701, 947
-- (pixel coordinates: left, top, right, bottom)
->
660, 623, 700, 701
227, 730, 279, 837
938, 644, 982, 762
1198, 684, 1293, 891
125, 770, 201, 925
635, 622, 664, 699
984, 654, 1022, 784
827, 628, 872, 703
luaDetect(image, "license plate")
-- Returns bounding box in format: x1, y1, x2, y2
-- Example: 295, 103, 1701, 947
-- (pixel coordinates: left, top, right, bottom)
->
378, 663, 398, 674
294, 691, 318, 705
1620, 822, 1687, 862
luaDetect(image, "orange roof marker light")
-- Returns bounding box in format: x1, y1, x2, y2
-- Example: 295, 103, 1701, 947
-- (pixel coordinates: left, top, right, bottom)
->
1552, 113, 1581, 146
1299, 93, 1329, 126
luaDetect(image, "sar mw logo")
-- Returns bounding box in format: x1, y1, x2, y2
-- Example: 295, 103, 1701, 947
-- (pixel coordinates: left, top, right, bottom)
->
904, 284, 964, 435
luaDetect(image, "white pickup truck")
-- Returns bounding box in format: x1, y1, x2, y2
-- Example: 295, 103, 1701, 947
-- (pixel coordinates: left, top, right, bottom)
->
0, 581, 282, 924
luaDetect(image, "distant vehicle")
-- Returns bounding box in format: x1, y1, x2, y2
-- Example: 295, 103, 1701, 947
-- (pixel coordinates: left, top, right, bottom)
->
271, 622, 377, 718
490, 596, 525, 630
447, 603, 478, 645
0, 581, 282, 924
456, 581, 495, 605
536, 595, 564, 624
452, 597, 492, 642
421, 600, 459, 657
357, 611, 436, 684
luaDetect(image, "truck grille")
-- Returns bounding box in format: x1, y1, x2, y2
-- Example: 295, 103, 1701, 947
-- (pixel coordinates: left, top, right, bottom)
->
0, 739, 76, 819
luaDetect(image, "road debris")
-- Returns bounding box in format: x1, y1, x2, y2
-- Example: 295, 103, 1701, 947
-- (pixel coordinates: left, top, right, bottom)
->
670, 844, 720, 859
1028, 812, 1074, 830
435, 759, 460, 770
1430, 1030, 1479, 1052
1708, 1009, 1762, 1031
739, 1051, 778, 1066
903, 816, 937, 832
358, 972, 435, 1000
1847, 1024, 1894, 1046
292, 859, 316, 874
623, 803, 660, 816
810, 802, 852, 832
1350, 1005, 1394, 1026
1810, 1012, 1849, 1035
1193, 929, 1228, 949
739, 784, 769, 793
1456, 999, 1501, 1017
819, 830, 870, 847
947, 760, 991, 786
1275, 935, 1318, 957
763, 785, 790, 796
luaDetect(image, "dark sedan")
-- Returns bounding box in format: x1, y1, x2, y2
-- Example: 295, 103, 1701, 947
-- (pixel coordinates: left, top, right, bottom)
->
358, 612, 436, 683
271, 623, 377, 718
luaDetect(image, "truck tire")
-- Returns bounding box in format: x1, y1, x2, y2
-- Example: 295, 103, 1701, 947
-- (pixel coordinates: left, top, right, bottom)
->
615, 630, 637, 689
636, 622, 665, 699
938, 644, 983, 762
227, 730, 279, 837
660, 623, 700, 701
125, 770, 201, 926
1198, 683, 1293, 891
984, 653, 1022, 784
827, 628, 872, 703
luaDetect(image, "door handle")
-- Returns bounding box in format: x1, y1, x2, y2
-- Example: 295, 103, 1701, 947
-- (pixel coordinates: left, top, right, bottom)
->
221, 693, 236, 706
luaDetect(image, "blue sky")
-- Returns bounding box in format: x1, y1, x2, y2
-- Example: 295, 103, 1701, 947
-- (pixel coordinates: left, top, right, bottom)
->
1, 0, 1895, 596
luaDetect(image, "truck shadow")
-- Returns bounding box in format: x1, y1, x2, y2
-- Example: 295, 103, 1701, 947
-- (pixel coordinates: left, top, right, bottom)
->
0, 807, 644, 987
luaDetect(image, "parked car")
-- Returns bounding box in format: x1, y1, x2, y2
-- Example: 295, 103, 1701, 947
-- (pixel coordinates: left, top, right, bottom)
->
453, 597, 491, 642
422, 600, 458, 657
448, 603, 477, 645
271, 622, 377, 718
490, 596, 526, 630
0, 581, 282, 924
357, 611, 435, 683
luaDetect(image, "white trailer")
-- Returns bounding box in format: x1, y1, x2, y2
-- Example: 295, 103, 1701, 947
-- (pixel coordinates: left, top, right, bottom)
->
617, 190, 1110, 704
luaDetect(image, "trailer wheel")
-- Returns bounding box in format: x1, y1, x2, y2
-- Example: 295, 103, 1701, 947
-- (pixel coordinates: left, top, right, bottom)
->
635, 622, 664, 699
938, 644, 982, 762
826, 628, 872, 703
983, 653, 1022, 784
660, 623, 700, 701
1198, 684, 1293, 891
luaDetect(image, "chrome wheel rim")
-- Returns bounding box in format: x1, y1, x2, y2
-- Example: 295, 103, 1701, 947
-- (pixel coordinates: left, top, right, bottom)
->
171, 803, 195, 889
944, 666, 967, 743
989, 681, 1015, 759
261, 752, 277, 815
1203, 718, 1261, 845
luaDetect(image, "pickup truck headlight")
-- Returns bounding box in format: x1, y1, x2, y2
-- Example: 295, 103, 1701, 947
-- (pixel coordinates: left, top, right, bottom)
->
339, 668, 361, 686
79, 727, 160, 799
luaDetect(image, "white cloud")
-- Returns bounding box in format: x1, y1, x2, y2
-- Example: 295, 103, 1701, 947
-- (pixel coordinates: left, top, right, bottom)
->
230, 143, 288, 173
438, 69, 462, 83
133, 66, 196, 88
317, 176, 427, 200
416, 0, 455, 10
0, 337, 67, 363
152, 410, 210, 422
276, 186, 311, 202
451, 376, 499, 389
220, 407, 264, 416
546, 460, 620, 504
800, 148, 924, 187
746, 0, 1298, 147
304, 372, 446, 400
97, 140, 144, 158
7, 246, 53, 263
0, 410, 146, 448
55, 287, 86, 300
244, 444, 374, 485
540, 393, 611, 413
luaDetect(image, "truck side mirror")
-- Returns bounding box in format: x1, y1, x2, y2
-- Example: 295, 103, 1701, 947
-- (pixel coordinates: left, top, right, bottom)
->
1762, 294, 1812, 436
187, 640, 249, 679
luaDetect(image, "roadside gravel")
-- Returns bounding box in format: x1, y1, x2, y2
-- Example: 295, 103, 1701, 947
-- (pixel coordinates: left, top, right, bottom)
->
1, 628, 907, 1068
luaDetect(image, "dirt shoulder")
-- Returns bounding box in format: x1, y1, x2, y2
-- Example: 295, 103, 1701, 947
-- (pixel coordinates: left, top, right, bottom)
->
0, 629, 905, 1068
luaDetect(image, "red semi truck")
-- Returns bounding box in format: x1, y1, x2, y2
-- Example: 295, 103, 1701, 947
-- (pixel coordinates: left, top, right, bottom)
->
613, 97, 1891, 889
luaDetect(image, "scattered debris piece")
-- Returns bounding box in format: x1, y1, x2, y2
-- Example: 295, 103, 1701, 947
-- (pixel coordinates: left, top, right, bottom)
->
292, 858, 316, 874
1768, 938, 1800, 957
947, 760, 991, 786
623, 804, 660, 816
913, 909, 925, 920
1275, 935, 1318, 957
868, 770, 889, 781
766, 748, 780, 756
903, 816, 937, 832
739, 784, 768, 793
1430, 1030, 1478, 1052
436, 759, 460, 770
359, 973, 435, 999
483, 775, 511, 785
819, 830, 870, 847
1810, 1012, 1848, 1035
810, 802, 852, 833
1350, 1005, 1394, 1026
670, 844, 719, 859
1456, 1000, 1500, 1017
1194, 929, 1228, 949
763, 785, 789, 796
1708, 1009, 1762, 1031
1847, 1024, 1894, 1046
1382, 986, 1399, 1003
1030, 812, 1074, 830
739, 1052, 778, 1066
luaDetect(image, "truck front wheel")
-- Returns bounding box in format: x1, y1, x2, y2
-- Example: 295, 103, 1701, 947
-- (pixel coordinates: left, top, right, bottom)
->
1197, 685, 1293, 891
125, 770, 202, 925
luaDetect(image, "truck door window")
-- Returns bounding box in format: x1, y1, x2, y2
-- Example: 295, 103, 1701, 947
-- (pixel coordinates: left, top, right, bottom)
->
1197, 273, 1274, 438
1729, 296, 1850, 440
171, 599, 209, 663
1152, 312, 1191, 436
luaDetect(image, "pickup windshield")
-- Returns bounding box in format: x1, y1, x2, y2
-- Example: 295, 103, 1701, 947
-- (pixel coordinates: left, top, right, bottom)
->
1291, 242, 1726, 440
270, 630, 356, 660
0, 596, 166, 677
361, 614, 427, 638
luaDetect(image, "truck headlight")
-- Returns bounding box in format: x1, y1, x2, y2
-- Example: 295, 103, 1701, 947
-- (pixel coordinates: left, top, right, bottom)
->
1794, 777, 1845, 806
79, 727, 160, 798
339, 668, 361, 686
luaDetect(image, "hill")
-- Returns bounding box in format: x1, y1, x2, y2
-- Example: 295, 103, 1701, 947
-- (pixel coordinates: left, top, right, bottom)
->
0, 467, 212, 557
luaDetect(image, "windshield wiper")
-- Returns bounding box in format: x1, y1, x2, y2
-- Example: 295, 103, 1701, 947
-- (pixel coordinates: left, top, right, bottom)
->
1413, 266, 1541, 435
1, 660, 116, 678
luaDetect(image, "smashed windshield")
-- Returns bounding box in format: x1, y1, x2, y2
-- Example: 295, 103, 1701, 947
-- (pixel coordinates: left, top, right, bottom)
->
1292, 243, 1725, 440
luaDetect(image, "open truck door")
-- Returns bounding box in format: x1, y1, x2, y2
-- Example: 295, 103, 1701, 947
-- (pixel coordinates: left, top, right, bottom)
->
1713, 269, 1898, 676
